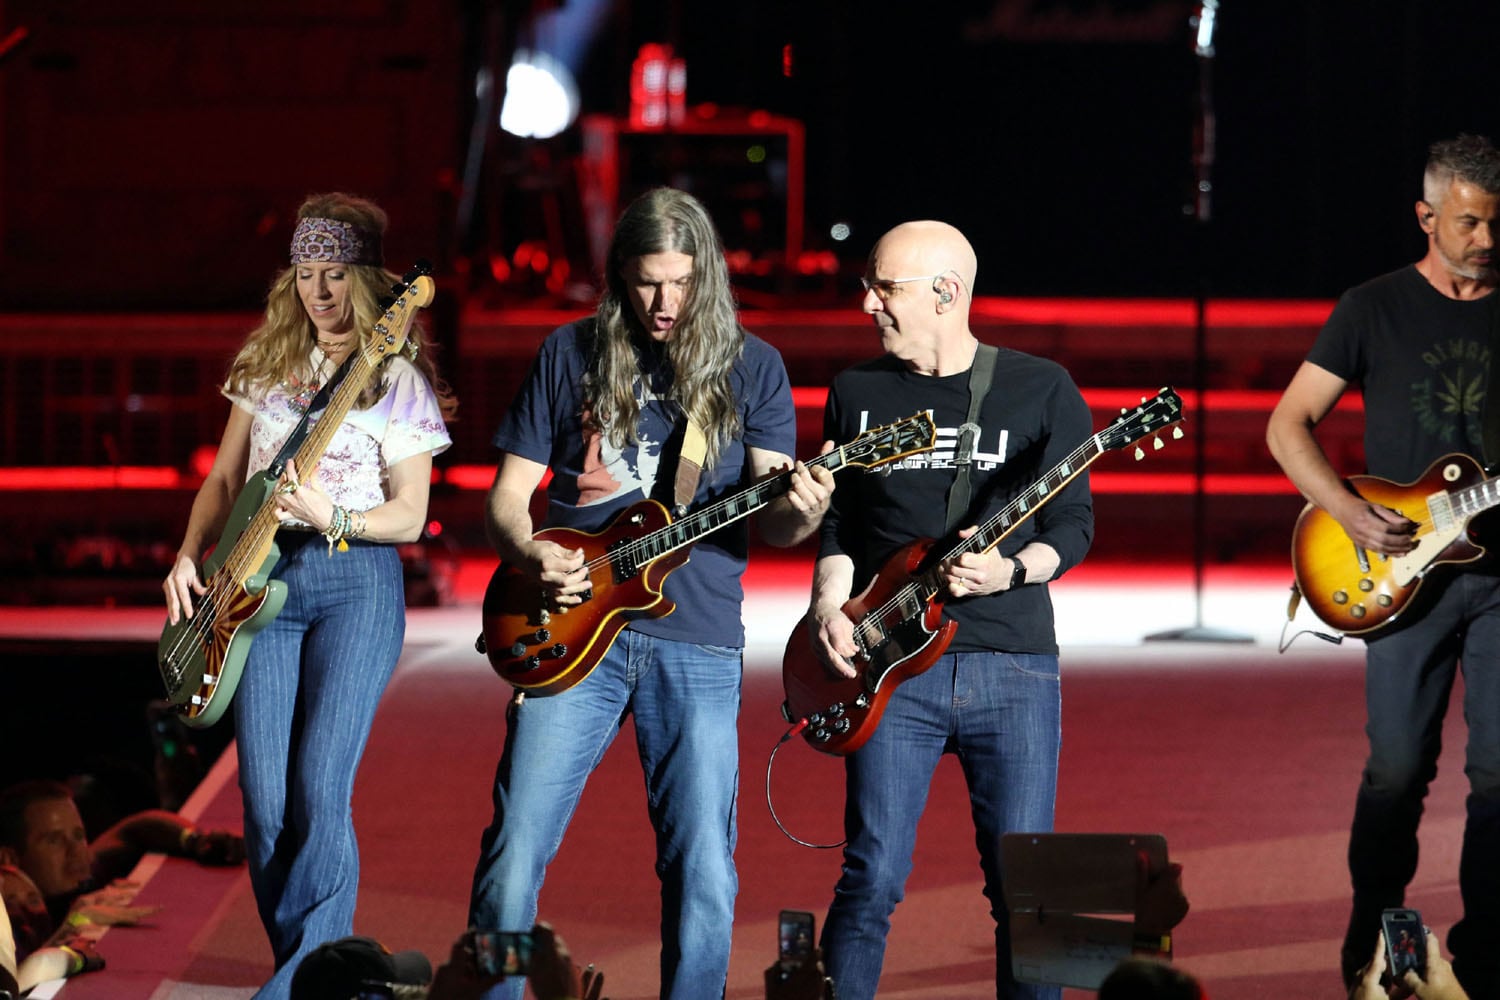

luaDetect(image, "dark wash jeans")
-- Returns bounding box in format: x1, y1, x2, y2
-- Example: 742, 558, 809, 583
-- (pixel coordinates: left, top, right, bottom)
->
1346, 570, 1500, 996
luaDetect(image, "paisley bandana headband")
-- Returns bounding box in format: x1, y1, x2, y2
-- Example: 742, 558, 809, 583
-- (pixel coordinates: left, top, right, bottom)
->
289, 216, 383, 265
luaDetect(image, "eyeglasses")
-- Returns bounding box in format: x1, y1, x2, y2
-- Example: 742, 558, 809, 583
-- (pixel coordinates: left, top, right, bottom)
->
860, 274, 945, 300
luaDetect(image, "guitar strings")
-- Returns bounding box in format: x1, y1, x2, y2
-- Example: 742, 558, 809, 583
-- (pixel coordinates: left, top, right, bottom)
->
162, 310, 409, 694
850, 435, 1103, 652
573, 424, 922, 581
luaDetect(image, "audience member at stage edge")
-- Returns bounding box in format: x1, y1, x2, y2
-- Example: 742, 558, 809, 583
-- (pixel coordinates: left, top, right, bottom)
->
1266, 133, 1500, 997
1350, 931, 1471, 1000
468, 186, 833, 1000
289, 922, 605, 1000
0, 899, 15, 998
1097, 957, 1205, 1000
1, 864, 105, 993
799, 220, 1094, 999
0, 780, 236, 944
162, 192, 455, 999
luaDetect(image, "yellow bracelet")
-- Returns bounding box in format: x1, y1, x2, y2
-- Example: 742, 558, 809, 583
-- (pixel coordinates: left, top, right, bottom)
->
58, 945, 85, 976
66, 910, 90, 928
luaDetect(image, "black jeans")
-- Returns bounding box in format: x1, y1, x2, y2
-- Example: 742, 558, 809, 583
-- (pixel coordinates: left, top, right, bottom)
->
1343, 571, 1500, 995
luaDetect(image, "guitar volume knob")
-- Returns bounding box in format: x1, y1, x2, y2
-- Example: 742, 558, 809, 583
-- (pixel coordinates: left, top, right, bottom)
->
550, 643, 568, 657
510, 642, 529, 657
533, 629, 551, 642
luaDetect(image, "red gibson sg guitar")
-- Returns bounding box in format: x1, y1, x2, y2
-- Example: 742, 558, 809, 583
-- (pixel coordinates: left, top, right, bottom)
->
479, 413, 938, 695
781, 388, 1185, 754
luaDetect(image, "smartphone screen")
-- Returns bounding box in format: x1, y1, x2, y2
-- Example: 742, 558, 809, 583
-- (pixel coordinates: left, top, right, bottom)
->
1382, 908, 1425, 980
472, 930, 533, 977
778, 910, 815, 969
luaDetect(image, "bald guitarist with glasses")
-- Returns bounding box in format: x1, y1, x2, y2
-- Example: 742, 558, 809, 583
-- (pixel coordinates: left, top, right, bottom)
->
799, 220, 1095, 1000
1267, 134, 1500, 997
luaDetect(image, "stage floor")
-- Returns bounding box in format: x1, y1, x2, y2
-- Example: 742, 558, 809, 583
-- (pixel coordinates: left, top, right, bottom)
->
10, 561, 1469, 1000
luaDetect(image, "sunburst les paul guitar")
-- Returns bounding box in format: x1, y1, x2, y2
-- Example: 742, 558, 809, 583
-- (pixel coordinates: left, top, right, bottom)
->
157, 266, 435, 728
781, 388, 1185, 755
1292, 452, 1500, 636
479, 413, 938, 695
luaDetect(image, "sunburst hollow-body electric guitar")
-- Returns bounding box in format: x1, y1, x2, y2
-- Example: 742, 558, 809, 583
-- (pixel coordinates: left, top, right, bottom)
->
479, 413, 938, 695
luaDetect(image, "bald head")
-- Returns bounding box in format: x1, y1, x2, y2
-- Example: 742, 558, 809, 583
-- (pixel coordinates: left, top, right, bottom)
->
871, 221, 978, 299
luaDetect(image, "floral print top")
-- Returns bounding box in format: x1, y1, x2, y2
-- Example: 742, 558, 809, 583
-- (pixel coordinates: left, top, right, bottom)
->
225, 347, 451, 516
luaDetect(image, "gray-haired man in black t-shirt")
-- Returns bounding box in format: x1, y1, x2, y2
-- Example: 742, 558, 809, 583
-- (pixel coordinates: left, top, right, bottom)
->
1267, 134, 1500, 996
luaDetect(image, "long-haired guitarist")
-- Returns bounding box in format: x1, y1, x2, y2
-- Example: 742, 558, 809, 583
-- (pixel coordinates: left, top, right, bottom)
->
161, 194, 454, 1000
800, 221, 1095, 1000
1266, 134, 1500, 997
466, 187, 833, 1000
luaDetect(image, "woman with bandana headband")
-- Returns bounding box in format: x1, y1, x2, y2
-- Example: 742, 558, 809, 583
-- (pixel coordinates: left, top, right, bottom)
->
162, 192, 455, 1000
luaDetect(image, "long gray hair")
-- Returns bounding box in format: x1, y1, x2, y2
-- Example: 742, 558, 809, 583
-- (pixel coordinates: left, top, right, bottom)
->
583, 187, 743, 470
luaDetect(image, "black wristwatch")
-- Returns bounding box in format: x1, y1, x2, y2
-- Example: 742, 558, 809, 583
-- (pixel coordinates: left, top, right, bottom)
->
1008, 558, 1027, 590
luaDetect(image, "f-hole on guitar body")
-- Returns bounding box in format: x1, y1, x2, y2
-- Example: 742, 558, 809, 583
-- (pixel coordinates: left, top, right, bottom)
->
479, 413, 940, 696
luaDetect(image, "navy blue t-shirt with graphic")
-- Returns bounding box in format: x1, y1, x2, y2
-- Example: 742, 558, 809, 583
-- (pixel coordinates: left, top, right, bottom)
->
494, 318, 796, 648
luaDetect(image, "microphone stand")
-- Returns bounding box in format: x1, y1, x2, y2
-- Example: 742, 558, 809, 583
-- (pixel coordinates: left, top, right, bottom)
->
1146, 0, 1251, 644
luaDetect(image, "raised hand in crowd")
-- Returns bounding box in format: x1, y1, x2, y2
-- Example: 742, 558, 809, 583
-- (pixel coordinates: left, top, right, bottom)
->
1349, 930, 1471, 1000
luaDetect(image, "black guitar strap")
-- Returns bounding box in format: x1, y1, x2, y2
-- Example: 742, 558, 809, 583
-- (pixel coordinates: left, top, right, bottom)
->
267, 352, 357, 477
1482, 292, 1500, 474
944, 342, 999, 534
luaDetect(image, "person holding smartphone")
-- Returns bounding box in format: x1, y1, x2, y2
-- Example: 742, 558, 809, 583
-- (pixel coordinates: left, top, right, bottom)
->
1350, 930, 1471, 1000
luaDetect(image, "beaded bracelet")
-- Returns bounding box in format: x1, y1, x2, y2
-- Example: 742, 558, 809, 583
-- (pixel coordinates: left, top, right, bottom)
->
323, 505, 350, 555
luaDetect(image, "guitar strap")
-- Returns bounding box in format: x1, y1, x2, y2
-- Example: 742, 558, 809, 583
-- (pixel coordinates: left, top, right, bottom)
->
945, 342, 999, 534
1482, 292, 1500, 474
267, 352, 357, 478
672, 418, 709, 516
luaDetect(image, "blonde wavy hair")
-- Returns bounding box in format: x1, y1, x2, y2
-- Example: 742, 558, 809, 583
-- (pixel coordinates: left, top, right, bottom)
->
584, 187, 743, 470
225, 192, 456, 419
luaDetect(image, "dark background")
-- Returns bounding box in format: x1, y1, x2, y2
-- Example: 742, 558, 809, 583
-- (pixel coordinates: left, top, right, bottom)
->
4, 0, 1500, 309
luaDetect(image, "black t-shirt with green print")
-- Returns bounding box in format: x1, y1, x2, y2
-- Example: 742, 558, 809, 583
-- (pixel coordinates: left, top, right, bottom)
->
1307, 264, 1500, 483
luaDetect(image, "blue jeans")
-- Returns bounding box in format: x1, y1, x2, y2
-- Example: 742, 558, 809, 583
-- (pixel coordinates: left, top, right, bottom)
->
469, 628, 742, 1000
234, 534, 406, 1000
821, 651, 1062, 1000
1344, 572, 1500, 996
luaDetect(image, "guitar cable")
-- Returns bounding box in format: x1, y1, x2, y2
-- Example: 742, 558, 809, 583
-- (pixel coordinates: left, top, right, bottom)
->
765, 718, 847, 850
1277, 580, 1344, 653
